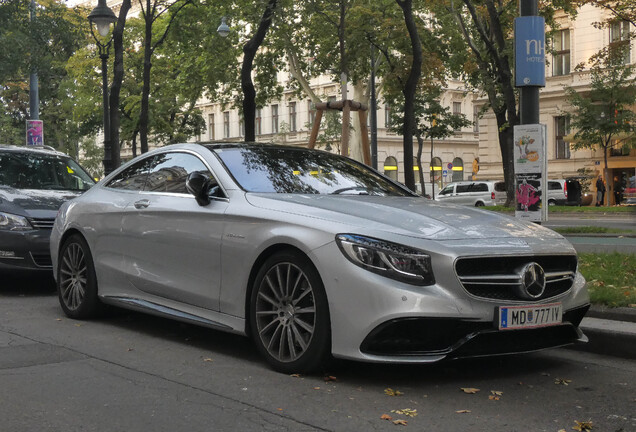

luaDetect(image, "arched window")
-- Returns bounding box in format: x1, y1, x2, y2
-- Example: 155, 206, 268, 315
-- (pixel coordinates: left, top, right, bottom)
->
451, 157, 464, 182
430, 157, 442, 188
384, 156, 398, 181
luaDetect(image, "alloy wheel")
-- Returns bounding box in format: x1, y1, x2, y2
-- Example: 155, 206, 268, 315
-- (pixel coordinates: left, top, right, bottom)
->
254, 262, 316, 363
59, 242, 87, 311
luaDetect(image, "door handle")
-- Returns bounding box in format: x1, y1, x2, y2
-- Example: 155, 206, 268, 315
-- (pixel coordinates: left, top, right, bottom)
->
134, 199, 150, 209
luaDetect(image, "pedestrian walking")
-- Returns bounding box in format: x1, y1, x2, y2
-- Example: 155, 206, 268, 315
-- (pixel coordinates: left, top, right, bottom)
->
596, 175, 606, 206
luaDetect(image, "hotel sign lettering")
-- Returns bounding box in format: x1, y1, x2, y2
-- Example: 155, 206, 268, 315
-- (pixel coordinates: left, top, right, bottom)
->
514, 16, 546, 87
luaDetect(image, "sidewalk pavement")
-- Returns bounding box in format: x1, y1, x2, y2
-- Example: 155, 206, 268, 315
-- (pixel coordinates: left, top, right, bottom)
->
570, 305, 636, 359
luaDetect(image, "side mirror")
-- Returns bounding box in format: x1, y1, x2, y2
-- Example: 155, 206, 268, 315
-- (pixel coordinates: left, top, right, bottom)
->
186, 171, 214, 206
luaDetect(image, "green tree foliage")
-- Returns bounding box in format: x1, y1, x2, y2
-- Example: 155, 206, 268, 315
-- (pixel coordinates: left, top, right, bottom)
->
0, 0, 87, 153
565, 50, 636, 205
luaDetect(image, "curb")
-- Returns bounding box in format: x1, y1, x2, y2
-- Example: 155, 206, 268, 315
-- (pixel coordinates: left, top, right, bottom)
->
573, 317, 636, 359
567, 307, 636, 359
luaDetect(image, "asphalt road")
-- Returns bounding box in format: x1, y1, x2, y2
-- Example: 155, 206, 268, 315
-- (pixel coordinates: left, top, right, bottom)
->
1, 277, 635, 432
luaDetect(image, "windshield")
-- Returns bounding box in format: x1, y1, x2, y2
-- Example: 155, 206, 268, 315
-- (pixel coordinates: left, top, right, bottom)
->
213, 146, 414, 196
0, 152, 95, 191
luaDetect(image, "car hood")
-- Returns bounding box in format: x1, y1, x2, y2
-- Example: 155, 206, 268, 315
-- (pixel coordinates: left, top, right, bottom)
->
0, 186, 82, 218
245, 194, 562, 241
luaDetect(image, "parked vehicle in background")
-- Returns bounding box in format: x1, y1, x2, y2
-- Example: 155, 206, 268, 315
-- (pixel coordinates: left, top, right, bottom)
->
0, 145, 95, 273
547, 178, 582, 206
435, 180, 505, 206
51, 143, 589, 373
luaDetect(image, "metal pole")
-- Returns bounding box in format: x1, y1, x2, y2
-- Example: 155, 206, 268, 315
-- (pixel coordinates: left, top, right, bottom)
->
519, 0, 539, 125
100, 47, 112, 176
370, 45, 378, 170
29, 0, 39, 121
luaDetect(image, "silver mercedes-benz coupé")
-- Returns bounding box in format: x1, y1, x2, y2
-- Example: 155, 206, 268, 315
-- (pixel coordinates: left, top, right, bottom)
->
51, 143, 590, 373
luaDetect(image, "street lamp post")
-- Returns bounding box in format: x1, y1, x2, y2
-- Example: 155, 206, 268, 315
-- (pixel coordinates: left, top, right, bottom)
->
88, 0, 117, 176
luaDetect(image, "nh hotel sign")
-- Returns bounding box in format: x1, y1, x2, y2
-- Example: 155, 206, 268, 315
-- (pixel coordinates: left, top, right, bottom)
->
514, 16, 545, 87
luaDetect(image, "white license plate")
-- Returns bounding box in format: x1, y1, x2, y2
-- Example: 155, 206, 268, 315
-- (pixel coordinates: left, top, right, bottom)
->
498, 303, 562, 330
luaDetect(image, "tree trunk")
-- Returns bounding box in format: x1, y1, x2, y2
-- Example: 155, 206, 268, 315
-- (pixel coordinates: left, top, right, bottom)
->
396, 0, 421, 192
349, 81, 368, 162
242, 0, 278, 142
415, 134, 426, 195
108, 0, 130, 170
139, 0, 153, 154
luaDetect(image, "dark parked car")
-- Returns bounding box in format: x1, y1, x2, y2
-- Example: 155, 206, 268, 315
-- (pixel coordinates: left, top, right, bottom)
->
0, 145, 95, 273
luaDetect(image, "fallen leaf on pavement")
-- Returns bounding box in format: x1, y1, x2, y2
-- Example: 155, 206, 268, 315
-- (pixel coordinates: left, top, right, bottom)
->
323, 375, 337, 382
456, 410, 471, 414
393, 419, 408, 426
555, 378, 572, 385
391, 408, 417, 417
380, 414, 393, 421
290, 373, 301, 378
385, 388, 404, 396
489, 390, 503, 400
460, 387, 480, 394
203, 358, 213, 362
572, 420, 593, 431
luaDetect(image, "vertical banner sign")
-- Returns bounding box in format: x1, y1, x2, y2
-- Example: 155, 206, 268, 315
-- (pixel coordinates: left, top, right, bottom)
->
514, 124, 546, 222
26, 120, 44, 146
514, 16, 546, 87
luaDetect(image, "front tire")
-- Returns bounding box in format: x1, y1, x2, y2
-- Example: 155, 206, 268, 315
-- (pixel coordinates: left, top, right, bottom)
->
250, 251, 330, 373
57, 234, 102, 319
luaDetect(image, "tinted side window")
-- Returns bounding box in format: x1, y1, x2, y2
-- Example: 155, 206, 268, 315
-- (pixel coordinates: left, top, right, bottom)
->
145, 152, 212, 194
456, 184, 470, 193
106, 156, 154, 191
494, 182, 506, 192
548, 181, 562, 190
439, 185, 454, 195
472, 183, 488, 192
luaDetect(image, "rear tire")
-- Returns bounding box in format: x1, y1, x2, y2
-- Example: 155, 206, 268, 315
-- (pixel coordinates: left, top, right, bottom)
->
57, 234, 102, 319
250, 251, 330, 373
475, 201, 485, 207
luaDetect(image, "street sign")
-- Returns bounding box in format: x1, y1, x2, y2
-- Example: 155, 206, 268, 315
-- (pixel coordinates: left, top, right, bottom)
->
514, 16, 546, 87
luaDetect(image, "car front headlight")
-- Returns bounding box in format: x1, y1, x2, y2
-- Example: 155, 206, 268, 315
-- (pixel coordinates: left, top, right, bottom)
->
0, 212, 32, 231
336, 234, 435, 286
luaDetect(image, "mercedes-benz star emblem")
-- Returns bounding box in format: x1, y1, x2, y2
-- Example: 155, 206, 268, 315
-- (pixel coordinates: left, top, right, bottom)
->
516, 262, 546, 300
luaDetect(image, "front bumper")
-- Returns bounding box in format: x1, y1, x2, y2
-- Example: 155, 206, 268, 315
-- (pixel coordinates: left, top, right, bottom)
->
361, 304, 589, 360
0, 229, 53, 272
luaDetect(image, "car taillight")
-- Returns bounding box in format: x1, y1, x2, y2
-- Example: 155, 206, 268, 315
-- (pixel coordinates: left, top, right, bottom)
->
491, 192, 495, 200
564, 182, 568, 199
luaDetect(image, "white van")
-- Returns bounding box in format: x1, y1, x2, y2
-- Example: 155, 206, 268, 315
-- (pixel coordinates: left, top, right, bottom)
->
435, 181, 505, 207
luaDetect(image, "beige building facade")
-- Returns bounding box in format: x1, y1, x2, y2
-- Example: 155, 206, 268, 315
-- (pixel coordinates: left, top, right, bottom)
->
477, 5, 635, 204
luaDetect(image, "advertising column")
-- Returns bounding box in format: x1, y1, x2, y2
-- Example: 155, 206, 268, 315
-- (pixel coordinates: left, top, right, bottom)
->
514, 124, 547, 222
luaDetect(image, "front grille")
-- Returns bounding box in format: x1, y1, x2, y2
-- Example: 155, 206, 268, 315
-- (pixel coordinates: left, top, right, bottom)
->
29, 217, 55, 229
31, 253, 52, 268
455, 255, 577, 301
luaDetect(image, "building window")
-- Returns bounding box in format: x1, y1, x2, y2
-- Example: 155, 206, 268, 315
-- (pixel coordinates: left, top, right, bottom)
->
223, 112, 230, 138
451, 157, 464, 182
552, 29, 570, 76
383, 156, 398, 181
208, 113, 215, 140
453, 102, 462, 130
271, 104, 279, 134
555, 116, 570, 159
384, 104, 391, 129
308, 101, 316, 126
255, 108, 262, 136
473, 106, 479, 133
610, 20, 631, 64
289, 102, 297, 132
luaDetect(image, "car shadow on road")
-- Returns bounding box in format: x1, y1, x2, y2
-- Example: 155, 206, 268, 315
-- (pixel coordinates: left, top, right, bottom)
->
0, 272, 56, 297
102, 308, 263, 364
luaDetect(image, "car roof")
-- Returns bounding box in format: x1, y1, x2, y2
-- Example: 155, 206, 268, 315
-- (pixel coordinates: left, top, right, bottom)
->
0, 144, 69, 157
